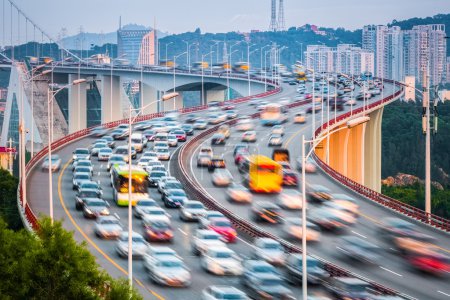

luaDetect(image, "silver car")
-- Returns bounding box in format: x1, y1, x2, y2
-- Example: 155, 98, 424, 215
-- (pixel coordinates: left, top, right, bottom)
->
201, 286, 248, 300
115, 232, 149, 259
107, 154, 126, 171
201, 246, 243, 276
146, 256, 191, 287
252, 238, 286, 266
98, 147, 113, 161
179, 200, 207, 221
212, 168, 233, 186
41, 155, 62, 172
191, 229, 226, 256
133, 199, 160, 219
94, 216, 123, 239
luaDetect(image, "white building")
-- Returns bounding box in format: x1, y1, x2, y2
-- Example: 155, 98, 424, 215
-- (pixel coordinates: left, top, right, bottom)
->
445, 57, 450, 83
305, 45, 334, 73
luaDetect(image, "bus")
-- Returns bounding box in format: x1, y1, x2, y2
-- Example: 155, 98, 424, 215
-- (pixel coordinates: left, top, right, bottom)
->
245, 155, 282, 193
260, 103, 288, 126
110, 164, 149, 206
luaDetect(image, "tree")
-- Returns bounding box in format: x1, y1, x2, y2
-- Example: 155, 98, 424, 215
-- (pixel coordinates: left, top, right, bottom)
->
0, 217, 143, 300
0, 168, 22, 230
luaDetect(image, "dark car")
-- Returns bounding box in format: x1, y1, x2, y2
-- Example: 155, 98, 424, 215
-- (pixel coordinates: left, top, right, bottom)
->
75, 189, 103, 210
285, 254, 329, 285
208, 156, 226, 172
325, 277, 371, 300
243, 273, 294, 300
148, 171, 167, 187
282, 169, 299, 187
185, 113, 200, 123
143, 129, 157, 142
306, 104, 322, 114
234, 148, 250, 165
181, 124, 194, 136
110, 128, 128, 140
81, 199, 110, 219
143, 219, 173, 242
162, 189, 188, 208
211, 133, 226, 145
308, 184, 332, 202
251, 201, 283, 224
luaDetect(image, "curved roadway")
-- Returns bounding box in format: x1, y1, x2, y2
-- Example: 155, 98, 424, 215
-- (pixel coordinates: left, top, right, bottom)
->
26, 82, 450, 300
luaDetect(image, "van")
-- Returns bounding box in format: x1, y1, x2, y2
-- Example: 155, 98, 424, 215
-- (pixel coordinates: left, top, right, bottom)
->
130, 133, 145, 153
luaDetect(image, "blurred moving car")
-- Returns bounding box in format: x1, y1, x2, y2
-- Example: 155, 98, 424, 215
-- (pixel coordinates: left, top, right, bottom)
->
211, 133, 226, 145
194, 119, 208, 130
338, 235, 380, 264
72, 148, 90, 161
242, 131, 257, 142
282, 169, 299, 187
146, 256, 191, 287
115, 232, 149, 259
94, 216, 123, 239
191, 229, 227, 256
197, 153, 212, 167
325, 277, 371, 300
179, 200, 207, 221
308, 184, 332, 202
208, 156, 226, 172
251, 201, 283, 224
201, 246, 243, 276
42, 155, 62, 172
97, 147, 113, 161
294, 111, 306, 123
226, 183, 252, 203
277, 190, 304, 210
206, 218, 237, 243
297, 157, 317, 173
285, 254, 329, 285
243, 272, 294, 300
309, 207, 352, 231
133, 199, 159, 219
283, 218, 321, 242
143, 219, 174, 242
268, 134, 283, 146
252, 238, 286, 266
271, 125, 285, 136
81, 199, 110, 218
201, 286, 248, 300
212, 168, 233, 186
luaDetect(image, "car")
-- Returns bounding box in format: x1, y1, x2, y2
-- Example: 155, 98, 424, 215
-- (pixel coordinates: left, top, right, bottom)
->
154, 146, 170, 160
94, 216, 123, 239
73, 166, 93, 177
115, 232, 149, 259
81, 198, 110, 218
91, 127, 109, 137
72, 172, 91, 190
142, 207, 171, 224
97, 147, 113, 161
41, 155, 62, 172
143, 218, 174, 242
217, 125, 231, 138
242, 260, 281, 282
72, 148, 90, 161
211, 133, 226, 145
306, 104, 322, 114
179, 200, 207, 221
90, 142, 108, 156
344, 99, 357, 106
297, 157, 317, 173
201, 246, 243, 276
282, 218, 321, 242
208, 156, 226, 172
191, 229, 227, 256
141, 150, 159, 161
201, 286, 248, 300
110, 128, 128, 140
308, 184, 332, 202
114, 145, 136, 162
136, 157, 153, 168
241, 131, 257, 143
207, 113, 227, 124
106, 155, 126, 171
181, 124, 194, 135
171, 129, 187, 142
285, 254, 329, 285
243, 272, 294, 300
75, 188, 103, 210
167, 134, 178, 147
378, 217, 422, 242
77, 181, 102, 195
222, 104, 235, 110
197, 153, 212, 167
186, 113, 200, 123
251, 201, 283, 224
282, 169, 299, 187
198, 211, 225, 229
271, 125, 285, 136
268, 134, 283, 146
151, 123, 169, 133
212, 168, 233, 186
157, 178, 182, 193
309, 207, 352, 231
206, 218, 237, 243
233, 144, 249, 157
143, 129, 157, 141
133, 199, 160, 219
72, 159, 93, 173
226, 183, 252, 203
236, 119, 254, 131
162, 189, 188, 208
325, 277, 371, 300
330, 194, 359, 216
225, 110, 237, 119
146, 255, 191, 287
252, 238, 286, 266
338, 235, 380, 264
193, 119, 208, 130
145, 161, 163, 173
277, 190, 304, 210
153, 140, 169, 149
294, 111, 307, 123
148, 170, 168, 187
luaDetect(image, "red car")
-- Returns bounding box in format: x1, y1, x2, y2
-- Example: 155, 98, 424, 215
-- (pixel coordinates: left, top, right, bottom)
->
207, 218, 237, 243
171, 130, 187, 142
282, 170, 298, 186
407, 252, 450, 275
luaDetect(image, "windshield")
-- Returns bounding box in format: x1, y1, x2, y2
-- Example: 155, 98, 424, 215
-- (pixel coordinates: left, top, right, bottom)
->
78, 161, 91, 167
212, 220, 231, 227
75, 174, 90, 180
187, 203, 204, 209
131, 138, 142, 143
213, 251, 232, 258
253, 265, 275, 273
138, 201, 155, 207
261, 279, 283, 286
100, 219, 119, 225
203, 234, 220, 240
100, 148, 112, 153
75, 149, 89, 155
151, 172, 165, 178
81, 183, 98, 189
87, 201, 106, 207
170, 190, 186, 197
150, 210, 165, 215
157, 148, 169, 153
79, 191, 98, 198
263, 242, 281, 250
160, 261, 182, 268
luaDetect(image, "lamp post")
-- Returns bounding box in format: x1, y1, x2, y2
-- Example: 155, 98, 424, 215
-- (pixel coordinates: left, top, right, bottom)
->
126, 93, 177, 296
202, 51, 214, 105
296, 41, 304, 65
210, 41, 220, 75
300, 116, 370, 300
47, 78, 87, 224
182, 40, 190, 72
172, 51, 188, 110
227, 49, 239, 101
246, 43, 257, 96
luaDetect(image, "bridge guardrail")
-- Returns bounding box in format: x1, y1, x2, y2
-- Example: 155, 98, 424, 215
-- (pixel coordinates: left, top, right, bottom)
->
176, 95, 413, 298
19, 80, 280, 230
310, 81, 450, 233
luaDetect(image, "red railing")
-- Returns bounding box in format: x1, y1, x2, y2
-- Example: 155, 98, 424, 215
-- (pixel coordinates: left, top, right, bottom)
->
19, 82, 281, 230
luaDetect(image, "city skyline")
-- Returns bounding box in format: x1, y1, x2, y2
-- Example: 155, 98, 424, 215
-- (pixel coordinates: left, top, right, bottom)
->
6, 0, 450, 38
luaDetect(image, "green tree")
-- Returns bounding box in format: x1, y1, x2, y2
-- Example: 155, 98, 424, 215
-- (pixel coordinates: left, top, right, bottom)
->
0, 168, 22, 230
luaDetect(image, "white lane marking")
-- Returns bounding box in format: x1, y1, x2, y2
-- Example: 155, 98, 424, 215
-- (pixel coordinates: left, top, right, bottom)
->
336, 246, 350, 254
351, 230, 367, 239
114, 213, 120, 220
97, 172, 101, 176
100, 164, 104, 169
237, 237, 253, 247
379, 266, 403, 277
178, 228, 188, 236
437, 291, 450, 297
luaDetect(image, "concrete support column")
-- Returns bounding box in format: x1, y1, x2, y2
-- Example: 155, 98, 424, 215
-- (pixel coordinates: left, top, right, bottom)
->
347, 123, 366, 184
68, 74, 87, 133
140, 82, 159, 115
206, 89, 226, 103
364, 108, 384, 192
328, 125, 347, 173
100, 75, 122, 123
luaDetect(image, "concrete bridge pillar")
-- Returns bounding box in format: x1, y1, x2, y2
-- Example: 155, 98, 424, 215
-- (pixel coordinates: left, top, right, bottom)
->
140, 82, 159, 115
100, 75, 123, 123
206, 89, 226, 103
364, 108, 383, 192
347, 122, 366, 184
327, 125, 348, 173
68, 74, 87, 133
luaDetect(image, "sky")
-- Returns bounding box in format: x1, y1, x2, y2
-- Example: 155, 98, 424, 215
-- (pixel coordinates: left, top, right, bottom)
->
5, 0, 450, 38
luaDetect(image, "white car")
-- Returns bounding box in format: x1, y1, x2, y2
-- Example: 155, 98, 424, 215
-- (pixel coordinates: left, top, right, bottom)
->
143, 246, 180, 270
252, 238, 286, 266
282, 217, 321, 242
226, 184, 252, 203
167, 134, 178, 147
268, 134, 283, 146
277, 190, 304, 210
271, 125, 285, 136
201, 246, 243, 276
141, 207, 171, 224
115, 232, 149, 259
344, 99, 357, 106
146, 256, 191, 287
194, 119, 208, 130
94, 216, 123, 239
191, 229, 227, 255
179, 200, 207, 221
212, 169, 233, 186
133, 199, 160, 219
236, 119, 254, 131
137, 157, 154, 168
201, 286, 248, 300
107, 155, 126, 171
331, 194, 360, 216
141, 151, 159, 161
145, 160, 164, 173
155, 146, 170, 161
97, 147, 113, 161
241, 131, 257, 142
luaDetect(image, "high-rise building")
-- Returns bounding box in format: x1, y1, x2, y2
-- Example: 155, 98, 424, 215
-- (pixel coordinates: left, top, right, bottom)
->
305, 45, 334, 73
362, 25, 388, 78
137, 30, 158, 66
117, 24, 152, 65
386, 26, 404, 81
445, 57, 450, 83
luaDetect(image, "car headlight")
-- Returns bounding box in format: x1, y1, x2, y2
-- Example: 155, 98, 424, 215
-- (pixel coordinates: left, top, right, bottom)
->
101, 208, 110, 215
85, 208, 92, 214
184, 211, 192, 217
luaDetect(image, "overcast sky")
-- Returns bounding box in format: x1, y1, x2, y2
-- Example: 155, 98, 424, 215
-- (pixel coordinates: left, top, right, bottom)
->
7, 0, 450, 37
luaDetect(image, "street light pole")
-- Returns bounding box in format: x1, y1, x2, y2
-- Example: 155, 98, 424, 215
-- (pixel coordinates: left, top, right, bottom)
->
202, 51, 214, 105
173, 52, 188, 109
423, 72, 431, 217
165, 42, 173, 71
